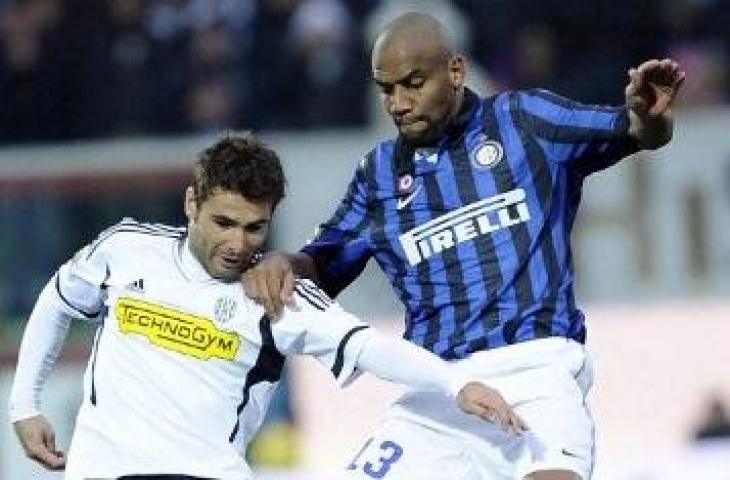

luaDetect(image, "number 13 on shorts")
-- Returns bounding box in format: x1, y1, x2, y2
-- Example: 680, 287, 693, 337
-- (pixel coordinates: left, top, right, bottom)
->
346, 437, 404, 478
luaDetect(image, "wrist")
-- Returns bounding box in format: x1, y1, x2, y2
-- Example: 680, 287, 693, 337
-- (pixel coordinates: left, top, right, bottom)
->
448, 374, 478, 398
8, 403, 41, 424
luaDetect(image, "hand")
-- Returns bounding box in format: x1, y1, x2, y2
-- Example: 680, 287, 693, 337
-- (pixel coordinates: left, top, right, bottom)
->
625, 58, 685, 119
457, 382, 528, 436
242, 252, 296, 319
13, 415, 66, 470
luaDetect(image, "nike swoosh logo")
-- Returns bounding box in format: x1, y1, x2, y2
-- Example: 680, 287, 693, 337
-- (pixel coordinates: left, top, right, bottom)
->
561, 448, 583, 459
396, 185, 422, 210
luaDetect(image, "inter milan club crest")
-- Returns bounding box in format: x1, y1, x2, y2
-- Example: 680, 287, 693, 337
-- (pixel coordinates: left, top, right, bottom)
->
472, 139, 504, 169
214, 296, 237, 325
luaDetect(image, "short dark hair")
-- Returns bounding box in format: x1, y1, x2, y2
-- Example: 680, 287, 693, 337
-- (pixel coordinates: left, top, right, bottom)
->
193, 131, 286, 208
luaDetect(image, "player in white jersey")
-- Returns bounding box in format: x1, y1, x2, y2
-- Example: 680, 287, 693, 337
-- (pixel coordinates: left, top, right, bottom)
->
8, 132, 525, 480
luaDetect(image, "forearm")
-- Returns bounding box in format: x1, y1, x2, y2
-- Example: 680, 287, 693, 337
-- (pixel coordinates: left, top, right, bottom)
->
355, 330, 471, 396
8, 280, 72, 422
287, 252, 319, 282
628, 109, 674, 150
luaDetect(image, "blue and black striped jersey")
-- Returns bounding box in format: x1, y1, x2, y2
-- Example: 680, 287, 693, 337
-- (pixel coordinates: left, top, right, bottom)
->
302, 88, 639, 359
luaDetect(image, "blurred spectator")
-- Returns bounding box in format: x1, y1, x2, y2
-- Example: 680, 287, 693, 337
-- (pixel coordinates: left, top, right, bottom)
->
288, 0, 357, 126
0, 0, 64, 141
661, 0, 729, 106
0, 0, 729, 143
694, 394, 730, 441
94, 0, 156, 135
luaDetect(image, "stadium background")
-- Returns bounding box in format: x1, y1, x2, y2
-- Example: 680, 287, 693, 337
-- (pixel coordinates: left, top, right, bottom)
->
0, 0, 729, 478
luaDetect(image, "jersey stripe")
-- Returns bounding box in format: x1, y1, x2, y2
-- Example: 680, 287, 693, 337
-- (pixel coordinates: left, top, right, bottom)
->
229, 315, 284, 443
509, 93, 560, 339
87, 219, 185, 259
385, 140, 425, 343
294, 280, 332, 311
89, 323, 104, 406
296, 279, 332, 305
55, 274, 100, 318
331, 325, 369, 378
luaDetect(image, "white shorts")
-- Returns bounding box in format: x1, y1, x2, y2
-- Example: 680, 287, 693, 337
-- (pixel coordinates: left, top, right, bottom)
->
344, 338, 595, 480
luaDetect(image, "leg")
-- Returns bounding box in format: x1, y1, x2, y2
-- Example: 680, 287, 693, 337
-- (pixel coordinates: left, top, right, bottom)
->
511, 348, 595, 480
344, 416, 484, 480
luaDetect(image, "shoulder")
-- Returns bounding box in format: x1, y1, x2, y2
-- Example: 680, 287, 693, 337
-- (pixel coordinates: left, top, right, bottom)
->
359, 139, 397, 171
85, 218, 185, 259
292, 278, 334, 312
475, 90, 525, 124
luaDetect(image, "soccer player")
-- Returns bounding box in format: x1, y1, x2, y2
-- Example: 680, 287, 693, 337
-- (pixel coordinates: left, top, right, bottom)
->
7, 132, 526, 480
242, 13, 686, 480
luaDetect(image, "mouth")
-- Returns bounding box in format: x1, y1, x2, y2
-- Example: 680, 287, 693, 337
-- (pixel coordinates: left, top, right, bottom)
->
219, 255, 243, 270
395, 116, 418, 127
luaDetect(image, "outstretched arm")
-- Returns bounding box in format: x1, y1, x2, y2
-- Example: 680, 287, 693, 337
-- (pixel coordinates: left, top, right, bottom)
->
626, 58, 686, 150
10, 245, 107, 471
272, 281, 528, 435
354, 329, 528, 435
9, 280, 71, 471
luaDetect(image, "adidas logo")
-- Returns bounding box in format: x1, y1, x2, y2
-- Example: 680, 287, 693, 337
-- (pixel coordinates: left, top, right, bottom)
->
127, 278, 145, 293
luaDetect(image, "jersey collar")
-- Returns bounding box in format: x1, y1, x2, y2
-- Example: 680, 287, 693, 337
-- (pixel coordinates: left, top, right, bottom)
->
179, 238, 214, 281
394, 87, 480, 176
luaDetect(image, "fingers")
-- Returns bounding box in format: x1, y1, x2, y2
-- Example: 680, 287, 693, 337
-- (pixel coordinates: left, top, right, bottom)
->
28, 449, 66, 471
15, 419, 66, 470
242, 253, 295, 319
263, 270, 286, 318
457, 383, 527, 436
28, 438, 66, 471
478, 399, 528, 436
280, 270, 295, 305
627, 58, 686, 117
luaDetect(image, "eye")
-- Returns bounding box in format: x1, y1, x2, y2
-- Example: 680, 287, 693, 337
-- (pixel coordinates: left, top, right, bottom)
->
245, 223, 266, 234
407, 77, 424, 89
214, 217, 235, 228
377, 83, 393, 95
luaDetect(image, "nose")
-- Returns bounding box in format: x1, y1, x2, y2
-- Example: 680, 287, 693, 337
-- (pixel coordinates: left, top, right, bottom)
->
389, 85, 412, 117
227, 228, 248, 255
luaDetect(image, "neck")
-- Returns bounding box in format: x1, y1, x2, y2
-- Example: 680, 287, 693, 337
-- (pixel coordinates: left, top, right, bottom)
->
436, 87, 466, 139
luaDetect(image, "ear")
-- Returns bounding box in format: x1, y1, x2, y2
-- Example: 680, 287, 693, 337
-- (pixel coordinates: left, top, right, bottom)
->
448, 54, 467, 89
184, 186, 197, 224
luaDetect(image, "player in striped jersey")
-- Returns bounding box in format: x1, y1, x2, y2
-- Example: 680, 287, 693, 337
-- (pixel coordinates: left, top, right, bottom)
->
8, 132, 525, 480
243, 13, 685, 480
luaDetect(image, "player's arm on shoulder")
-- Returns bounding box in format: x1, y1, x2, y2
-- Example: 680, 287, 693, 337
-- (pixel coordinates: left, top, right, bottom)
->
625, 58, 686, 150
242, 251, 317, 318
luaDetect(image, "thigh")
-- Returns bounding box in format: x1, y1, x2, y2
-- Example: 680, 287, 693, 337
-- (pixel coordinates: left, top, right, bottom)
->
512, 358, 595, 479
343, 416, 483, 480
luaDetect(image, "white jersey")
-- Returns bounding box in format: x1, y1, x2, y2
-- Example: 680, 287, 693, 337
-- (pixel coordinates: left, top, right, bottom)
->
55, 219, 369, 479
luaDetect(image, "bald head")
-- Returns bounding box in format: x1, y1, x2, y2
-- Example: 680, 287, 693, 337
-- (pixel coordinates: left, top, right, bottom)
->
371, 13, 466, 146
373, 13, 455, 69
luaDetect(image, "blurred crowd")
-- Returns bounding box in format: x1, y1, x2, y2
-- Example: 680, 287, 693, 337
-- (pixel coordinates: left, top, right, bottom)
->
0, 0, 728, 143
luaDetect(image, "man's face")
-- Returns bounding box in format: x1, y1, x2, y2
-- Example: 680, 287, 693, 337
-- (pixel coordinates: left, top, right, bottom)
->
185, 187, 272, 282
372, 43, 464, 146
